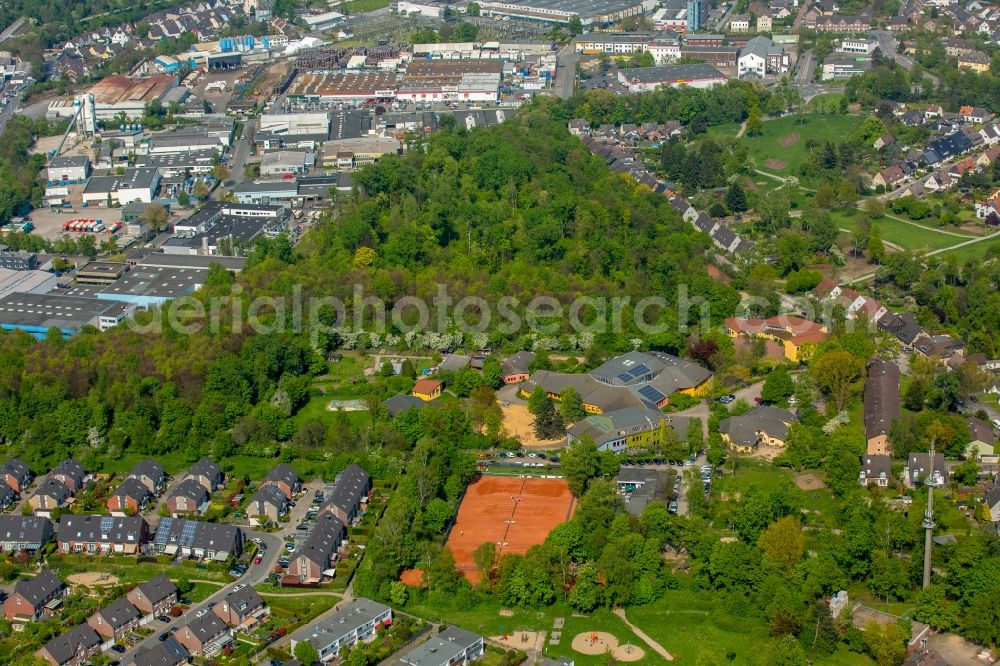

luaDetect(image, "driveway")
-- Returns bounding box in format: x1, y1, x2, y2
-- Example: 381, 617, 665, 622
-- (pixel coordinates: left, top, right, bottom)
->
674, 380, 766, 437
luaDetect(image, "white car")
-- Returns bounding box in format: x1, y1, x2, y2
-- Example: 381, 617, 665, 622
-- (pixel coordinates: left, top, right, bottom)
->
993, 419, 1000, 430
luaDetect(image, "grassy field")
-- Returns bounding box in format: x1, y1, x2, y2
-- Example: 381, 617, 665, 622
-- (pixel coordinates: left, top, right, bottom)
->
744, 114, 865, 177
933, 235, 1000, 262
833, 211, 972, 253
708, 122, 743, 139
338, 0, 392, 12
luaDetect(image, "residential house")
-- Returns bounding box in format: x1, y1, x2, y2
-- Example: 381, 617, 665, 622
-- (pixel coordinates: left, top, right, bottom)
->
167, 479, 209, 516
319, 464, 371, 527
260, 463, 300, 501
876, 311, 926, 348
214, 585, 267, 631
248, 484, 289, 526
107, 477, 154, 515
1, 457, 32, 494
874, 133, 895, 150
126, 460, 166, 494
397, 626, 484, 666
567, 119, 590, 136
860, 455, 892, 487
130, 637, 189, 666
127, 574, 178, 616
412, 379, 443, 401
289, 598, 392, 662
966, 416, 996, 460
958, 52, 990, 73
984, 484, 1000, 522
729, 14, 751, 31
36, 624, 101, 666
288, 513, 345, 585
925, 104, 944, 118
864, 359, 900, 456
4, 570, 67, 624
0, 515, 53, 552
899, 109, 924, 127
872, 165, 906, 189
182, 458, 222, 492
723, 316, 829, 362
56, 515, 149, 555
718, 406, 796, 452
904, 452, 948, 488
501, 351, 535, 384
0, 483, 14, 511
756, 13, 772, 31
29, 479, 73, 514
961, 105, 992, 123
87, 596, 142, 640
175, 612, 232, 657
384, 394, 439, 417
151, 518, 244, 561
49, 459, 86, 493
913, 335, 964, 358
977, 145, 1000, 167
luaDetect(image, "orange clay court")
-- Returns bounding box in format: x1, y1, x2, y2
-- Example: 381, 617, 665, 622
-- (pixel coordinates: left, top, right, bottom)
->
447, 476, 576, 583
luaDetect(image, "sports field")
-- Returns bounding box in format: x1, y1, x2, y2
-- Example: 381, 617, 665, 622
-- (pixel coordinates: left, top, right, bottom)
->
447, 476, 576, 583
744, 114, 865, 177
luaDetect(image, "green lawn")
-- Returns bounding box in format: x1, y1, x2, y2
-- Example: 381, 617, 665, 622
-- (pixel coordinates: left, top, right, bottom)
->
933, 236, 1000, 262
46, 554, 232, 586
744, 114, 865, 178
338, 0, 392, 12
708, 122, 742, 139
833, 211, 971, 253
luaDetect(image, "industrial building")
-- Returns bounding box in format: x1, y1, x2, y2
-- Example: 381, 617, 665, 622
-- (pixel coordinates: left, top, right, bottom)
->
233, 180, 300, 204
321, 137, 402, 169
617, 63, 727, 91
477, 0, 647, 26
0, 292, 132, 337
46, 156, 91, 183
96, 263, 209, 308
163, 202, 290, 256
286, 71, 399, 104
301, 10, 345, 31
75, 262, 129, 286
0, 268, 59, 299
136, 150, 219, 177
46, 75, 178, 122
260, 150, 315, 176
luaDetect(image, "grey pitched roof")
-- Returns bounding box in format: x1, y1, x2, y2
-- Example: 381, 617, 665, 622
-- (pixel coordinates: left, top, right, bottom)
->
152, 518, 242, 553
51, 459, 86, 488
170, 479, 210, 505
221, 585, 264, 617
114, 476, 154, 503
384, 394, 437, 417
135, 574, 177, 605
13, 570, 64, 607
133, 636, 189, 666
251, 484, 287, 510
968, 416, 995, 445
183, 611, 229, 643
290, 598, 390, 648
1, 457, 32, 485
185, 458, 222, 485
263, 463, 299, 489
296, 512, 345, 568
42, 624, 101, 665
128, 460, 165, 482
94, 596, 141, 629
907, 452, 948, 483
861, 455, 891, 480
321, 464, 370, 518
0, 483, 15, 505
0, 515, 52, 543
985, 483, 1000, 509
501, 350, 536, 376
57, 515, 148, 543
34, 478, 73, 503
864, 359, 900, 441
718, 406, 795, 446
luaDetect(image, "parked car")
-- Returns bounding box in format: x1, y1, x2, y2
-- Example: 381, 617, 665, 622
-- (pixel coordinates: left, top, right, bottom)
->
719, 394, 735, 404
668, 501, 678, 514
157, 615, 171, 623
254, 555, 262, 565
111, 646, 126, 654
158, 633, 170, 642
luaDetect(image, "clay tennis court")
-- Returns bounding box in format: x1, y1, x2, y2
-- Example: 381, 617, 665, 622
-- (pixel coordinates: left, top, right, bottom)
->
447, 476, 576, 583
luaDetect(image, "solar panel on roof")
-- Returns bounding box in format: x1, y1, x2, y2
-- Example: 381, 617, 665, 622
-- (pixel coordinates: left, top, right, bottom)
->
629, 364, 650, 377
155, 517, 173, 542
638, 385, 666, 403
100, 516, 115, 531
180, 520, 198, 546
617, 372, 633, 383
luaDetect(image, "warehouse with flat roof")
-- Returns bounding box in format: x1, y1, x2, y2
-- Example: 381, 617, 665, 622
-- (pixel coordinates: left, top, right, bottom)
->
287, 71, 399, 103
617, 63, 727, 91
478, 0, 646, 25
0, 292, 132, 337
96, 264, 208, 307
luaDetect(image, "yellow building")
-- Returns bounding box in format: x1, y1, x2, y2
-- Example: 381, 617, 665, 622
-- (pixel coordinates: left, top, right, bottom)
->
724, 316, 829, 363
411, 379, 443, 401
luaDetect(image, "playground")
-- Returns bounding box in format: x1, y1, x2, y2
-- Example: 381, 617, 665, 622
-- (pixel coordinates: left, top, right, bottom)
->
446, 476, 576, 583
571, 631, 646, 661
68, 572, 120, 587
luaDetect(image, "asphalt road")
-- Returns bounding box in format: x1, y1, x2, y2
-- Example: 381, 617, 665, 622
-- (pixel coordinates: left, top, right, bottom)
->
553, 44, 579, 100
116, 526, 282, 666
876, 31, 940, 87
0, 94, 21, 134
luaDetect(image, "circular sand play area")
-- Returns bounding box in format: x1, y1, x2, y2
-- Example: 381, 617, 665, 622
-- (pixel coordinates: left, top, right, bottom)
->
572, 632, 645, 661
68, 572, 119, 587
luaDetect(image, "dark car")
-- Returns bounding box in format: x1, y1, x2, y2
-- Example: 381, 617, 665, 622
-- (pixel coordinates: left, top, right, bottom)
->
111, 646, 126, 654
158, 633, 170, 642
157, 615, 171, 623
